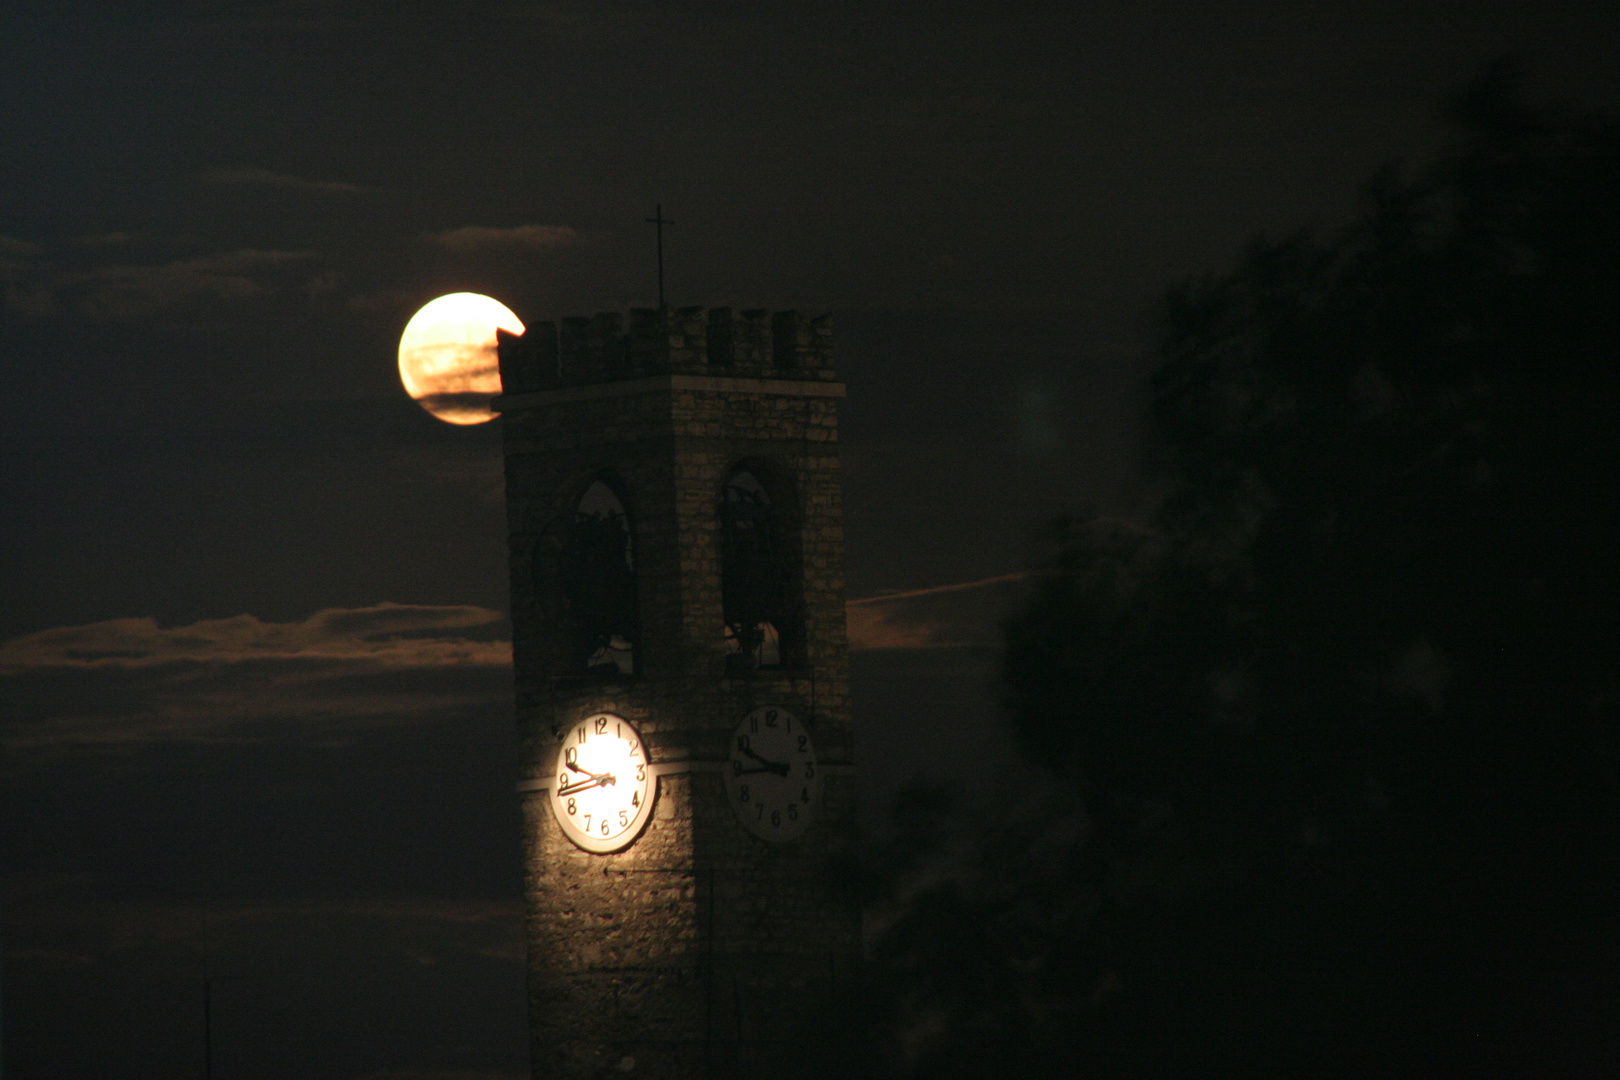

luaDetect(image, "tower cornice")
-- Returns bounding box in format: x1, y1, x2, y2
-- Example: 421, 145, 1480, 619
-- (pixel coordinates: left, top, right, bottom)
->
493, 373, 845, 412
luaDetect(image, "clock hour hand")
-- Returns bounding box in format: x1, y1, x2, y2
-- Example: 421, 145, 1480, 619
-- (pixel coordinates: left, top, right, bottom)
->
565, 753, 614, 783
733, 764, 783, 777
740, 745, 790, 777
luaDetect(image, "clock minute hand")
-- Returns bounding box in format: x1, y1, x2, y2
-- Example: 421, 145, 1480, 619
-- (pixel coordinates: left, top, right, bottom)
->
557, 772, 616, 797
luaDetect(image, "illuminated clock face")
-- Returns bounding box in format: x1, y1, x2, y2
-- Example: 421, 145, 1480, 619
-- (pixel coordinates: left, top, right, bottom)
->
549, 713, 653, 853
725, 706, 820, 842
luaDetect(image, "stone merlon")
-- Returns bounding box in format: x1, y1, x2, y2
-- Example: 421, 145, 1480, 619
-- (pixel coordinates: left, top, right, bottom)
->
496, 307, 836, 393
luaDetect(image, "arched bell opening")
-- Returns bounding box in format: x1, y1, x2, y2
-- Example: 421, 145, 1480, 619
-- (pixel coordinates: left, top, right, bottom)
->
719, 462, 805, 671
554, 475, 639, 677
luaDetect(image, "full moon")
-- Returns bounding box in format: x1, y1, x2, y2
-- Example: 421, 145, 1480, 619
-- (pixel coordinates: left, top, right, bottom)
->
398, 293, 525, 425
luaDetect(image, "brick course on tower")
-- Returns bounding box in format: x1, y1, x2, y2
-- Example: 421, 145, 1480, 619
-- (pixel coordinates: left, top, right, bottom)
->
493, 306, 860, 1080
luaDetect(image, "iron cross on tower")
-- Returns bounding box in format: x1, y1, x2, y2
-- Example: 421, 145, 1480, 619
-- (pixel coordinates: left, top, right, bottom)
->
645, 203, 674, 308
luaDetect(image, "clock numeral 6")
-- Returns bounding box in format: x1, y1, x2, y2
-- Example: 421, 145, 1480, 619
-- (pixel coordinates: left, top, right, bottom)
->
600, 820, 610, 836
771, 809, 781, 827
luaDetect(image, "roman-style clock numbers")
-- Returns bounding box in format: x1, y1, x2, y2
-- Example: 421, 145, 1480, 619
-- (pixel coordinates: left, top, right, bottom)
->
726, 706, 821, 841
550, 713, 653, 853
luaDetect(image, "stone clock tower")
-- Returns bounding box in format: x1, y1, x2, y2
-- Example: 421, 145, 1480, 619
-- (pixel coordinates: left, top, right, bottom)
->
492, 307, 860, 1080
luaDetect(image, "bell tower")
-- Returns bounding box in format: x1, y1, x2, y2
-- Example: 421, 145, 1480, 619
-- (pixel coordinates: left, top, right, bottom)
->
493, 307, 860, 1079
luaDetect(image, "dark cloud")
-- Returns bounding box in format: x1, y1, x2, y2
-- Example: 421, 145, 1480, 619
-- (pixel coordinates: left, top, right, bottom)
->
1, 247, 323, 322
1, 878, 524, 979
75, 231, 142, 246
846, 572, 1032, 650
424, 225, 586, 251
0, 234, 42, 258
68, 248, 318, 320
202, 166, 365, 193
0, 604, 511, 750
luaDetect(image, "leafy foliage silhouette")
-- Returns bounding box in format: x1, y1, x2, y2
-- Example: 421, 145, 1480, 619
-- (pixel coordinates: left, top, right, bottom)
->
867, 61, 1620, 1077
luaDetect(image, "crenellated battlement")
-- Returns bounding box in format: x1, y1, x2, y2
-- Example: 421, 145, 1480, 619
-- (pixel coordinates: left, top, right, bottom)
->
496, 307, 835, 394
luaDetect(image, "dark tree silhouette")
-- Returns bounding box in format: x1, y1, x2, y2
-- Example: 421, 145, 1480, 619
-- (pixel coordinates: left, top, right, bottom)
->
872, 62, 1620, 1077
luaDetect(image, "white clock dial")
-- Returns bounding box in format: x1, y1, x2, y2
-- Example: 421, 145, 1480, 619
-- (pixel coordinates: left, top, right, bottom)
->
725, 706, 820, 841
549, 713, 653, 853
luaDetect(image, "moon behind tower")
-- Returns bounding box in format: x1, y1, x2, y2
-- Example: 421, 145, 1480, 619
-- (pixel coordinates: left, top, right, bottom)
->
398, 293, 525, 425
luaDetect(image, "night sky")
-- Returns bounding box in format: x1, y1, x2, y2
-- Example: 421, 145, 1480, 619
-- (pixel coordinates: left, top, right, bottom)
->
3, 3, 1617, 1077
